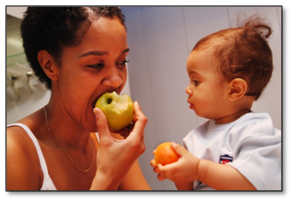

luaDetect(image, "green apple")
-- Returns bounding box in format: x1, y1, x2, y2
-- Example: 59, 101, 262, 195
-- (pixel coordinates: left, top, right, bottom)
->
95, 91, 134, 130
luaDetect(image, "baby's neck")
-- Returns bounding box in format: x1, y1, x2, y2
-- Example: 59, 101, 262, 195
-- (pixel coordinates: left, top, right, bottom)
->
214, 108, 251, 124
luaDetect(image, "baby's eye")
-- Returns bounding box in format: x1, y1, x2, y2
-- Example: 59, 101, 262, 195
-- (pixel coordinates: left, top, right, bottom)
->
190, 80, 200, 86
116, 60, 129, 69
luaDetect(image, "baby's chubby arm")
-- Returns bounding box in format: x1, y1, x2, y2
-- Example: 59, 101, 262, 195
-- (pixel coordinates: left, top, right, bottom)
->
150, 142, 256, 190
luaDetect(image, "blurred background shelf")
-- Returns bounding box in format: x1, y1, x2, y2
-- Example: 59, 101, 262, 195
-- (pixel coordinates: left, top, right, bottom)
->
6, 7, 51, 124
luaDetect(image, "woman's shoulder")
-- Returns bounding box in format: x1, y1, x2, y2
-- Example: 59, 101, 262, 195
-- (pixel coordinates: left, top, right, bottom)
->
8, 108, 46, 137
7, 112, 44, 190
7, 118, 40, 151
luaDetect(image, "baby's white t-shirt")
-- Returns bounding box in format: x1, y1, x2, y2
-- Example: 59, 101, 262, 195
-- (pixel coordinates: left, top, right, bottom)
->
183, 112, 281, 190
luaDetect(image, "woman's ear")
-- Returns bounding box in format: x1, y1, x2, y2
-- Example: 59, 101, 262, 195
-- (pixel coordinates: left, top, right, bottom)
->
38, 50, 59, 81
228, 78, 248, 101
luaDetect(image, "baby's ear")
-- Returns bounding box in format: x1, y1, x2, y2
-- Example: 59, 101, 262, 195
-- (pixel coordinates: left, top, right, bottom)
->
228, 78, 247, 101
38, 50, 59, 81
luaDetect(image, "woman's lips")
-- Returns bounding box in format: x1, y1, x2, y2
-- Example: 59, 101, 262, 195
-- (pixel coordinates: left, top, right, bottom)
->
92, 99, 98, 109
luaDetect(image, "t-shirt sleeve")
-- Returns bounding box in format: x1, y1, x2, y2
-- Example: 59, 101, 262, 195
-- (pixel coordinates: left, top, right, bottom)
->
227, 126, 281, 190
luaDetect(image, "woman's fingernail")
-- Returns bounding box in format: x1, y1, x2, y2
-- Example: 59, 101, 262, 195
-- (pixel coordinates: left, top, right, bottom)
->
93, 108, 99, 118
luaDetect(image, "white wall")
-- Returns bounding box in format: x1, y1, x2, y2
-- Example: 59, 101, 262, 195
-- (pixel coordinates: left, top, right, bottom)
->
122, 6, 282, 190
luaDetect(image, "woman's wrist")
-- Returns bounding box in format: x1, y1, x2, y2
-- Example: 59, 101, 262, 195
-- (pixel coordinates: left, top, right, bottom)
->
90, 172, 120, 190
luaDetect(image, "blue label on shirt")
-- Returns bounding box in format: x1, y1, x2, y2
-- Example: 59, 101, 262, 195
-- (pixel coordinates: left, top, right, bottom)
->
219, 154, 233, 164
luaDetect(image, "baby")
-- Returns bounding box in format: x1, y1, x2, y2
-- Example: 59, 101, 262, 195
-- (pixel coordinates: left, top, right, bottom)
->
151, 15, 281, 190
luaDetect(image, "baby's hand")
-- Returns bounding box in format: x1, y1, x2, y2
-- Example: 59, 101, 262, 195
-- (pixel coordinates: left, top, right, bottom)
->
150, 149, 159, 173
150, 142, 199, 183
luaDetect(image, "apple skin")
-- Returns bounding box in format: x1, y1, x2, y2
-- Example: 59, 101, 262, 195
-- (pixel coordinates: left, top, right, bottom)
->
95, 91, 134, 130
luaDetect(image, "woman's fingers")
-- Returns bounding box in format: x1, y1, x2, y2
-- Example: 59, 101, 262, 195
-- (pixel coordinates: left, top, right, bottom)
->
93, 107, 111, 143
131, 102, 148, 135
112, 122, 134, 139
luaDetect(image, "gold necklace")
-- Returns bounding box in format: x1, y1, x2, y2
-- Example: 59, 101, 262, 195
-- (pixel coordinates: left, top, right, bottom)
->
43, 106, 94, 173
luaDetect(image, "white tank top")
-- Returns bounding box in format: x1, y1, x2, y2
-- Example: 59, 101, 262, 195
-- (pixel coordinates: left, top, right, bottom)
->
7, 123, 57, 190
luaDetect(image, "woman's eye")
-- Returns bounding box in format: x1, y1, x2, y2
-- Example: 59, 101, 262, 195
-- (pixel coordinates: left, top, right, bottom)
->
86, 63, 104, 69
116, 60, 129, 68
86, 60, 129, 70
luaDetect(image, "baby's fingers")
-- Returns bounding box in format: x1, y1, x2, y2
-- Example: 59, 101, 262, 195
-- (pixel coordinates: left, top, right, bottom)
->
157, 173, 166, 181
150, 159, 157, 167
156, 163, 177, 181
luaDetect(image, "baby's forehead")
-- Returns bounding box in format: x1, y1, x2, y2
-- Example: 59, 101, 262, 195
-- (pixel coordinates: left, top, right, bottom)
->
191, 44, 218, 61
188, 47, 223, 73
194, 28, 238, 51
188, 49, 218, 70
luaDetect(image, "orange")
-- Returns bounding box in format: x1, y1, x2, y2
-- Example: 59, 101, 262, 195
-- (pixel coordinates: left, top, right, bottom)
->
154, 142, 179, 165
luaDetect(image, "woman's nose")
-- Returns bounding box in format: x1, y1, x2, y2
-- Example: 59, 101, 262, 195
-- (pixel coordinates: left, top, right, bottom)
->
102, 65, 123, 88
102, 68, 123, 88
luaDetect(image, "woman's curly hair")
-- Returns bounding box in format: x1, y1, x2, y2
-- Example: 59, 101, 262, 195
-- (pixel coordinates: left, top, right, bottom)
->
20, 7, 126, 89
193, 14, 273, 100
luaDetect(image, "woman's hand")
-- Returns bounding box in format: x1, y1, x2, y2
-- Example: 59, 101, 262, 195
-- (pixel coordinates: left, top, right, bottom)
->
90, 101, 147, 190
150, 142, 199, 187
109, 122, 134, 139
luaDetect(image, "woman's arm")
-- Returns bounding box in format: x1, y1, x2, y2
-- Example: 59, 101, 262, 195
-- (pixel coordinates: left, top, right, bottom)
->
175, 182, 193, 190
6, 128, 41, 190
118, 160, 151, 190
91, 128, 150, 190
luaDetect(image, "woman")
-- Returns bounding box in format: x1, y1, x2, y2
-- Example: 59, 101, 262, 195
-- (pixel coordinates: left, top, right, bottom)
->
7, 7, 150, 190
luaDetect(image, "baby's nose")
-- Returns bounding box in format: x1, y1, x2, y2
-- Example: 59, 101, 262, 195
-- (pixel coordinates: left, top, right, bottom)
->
185, 87, 192, 95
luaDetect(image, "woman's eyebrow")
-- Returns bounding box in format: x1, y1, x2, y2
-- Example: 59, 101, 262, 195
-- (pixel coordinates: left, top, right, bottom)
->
122, 48, 130, 54
79, 51, 108, 58
79, 48, 130, 58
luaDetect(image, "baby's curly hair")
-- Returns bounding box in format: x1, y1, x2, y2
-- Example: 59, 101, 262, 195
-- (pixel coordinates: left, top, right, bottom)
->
20, 7, 126, 89
193, 14, 273, 100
